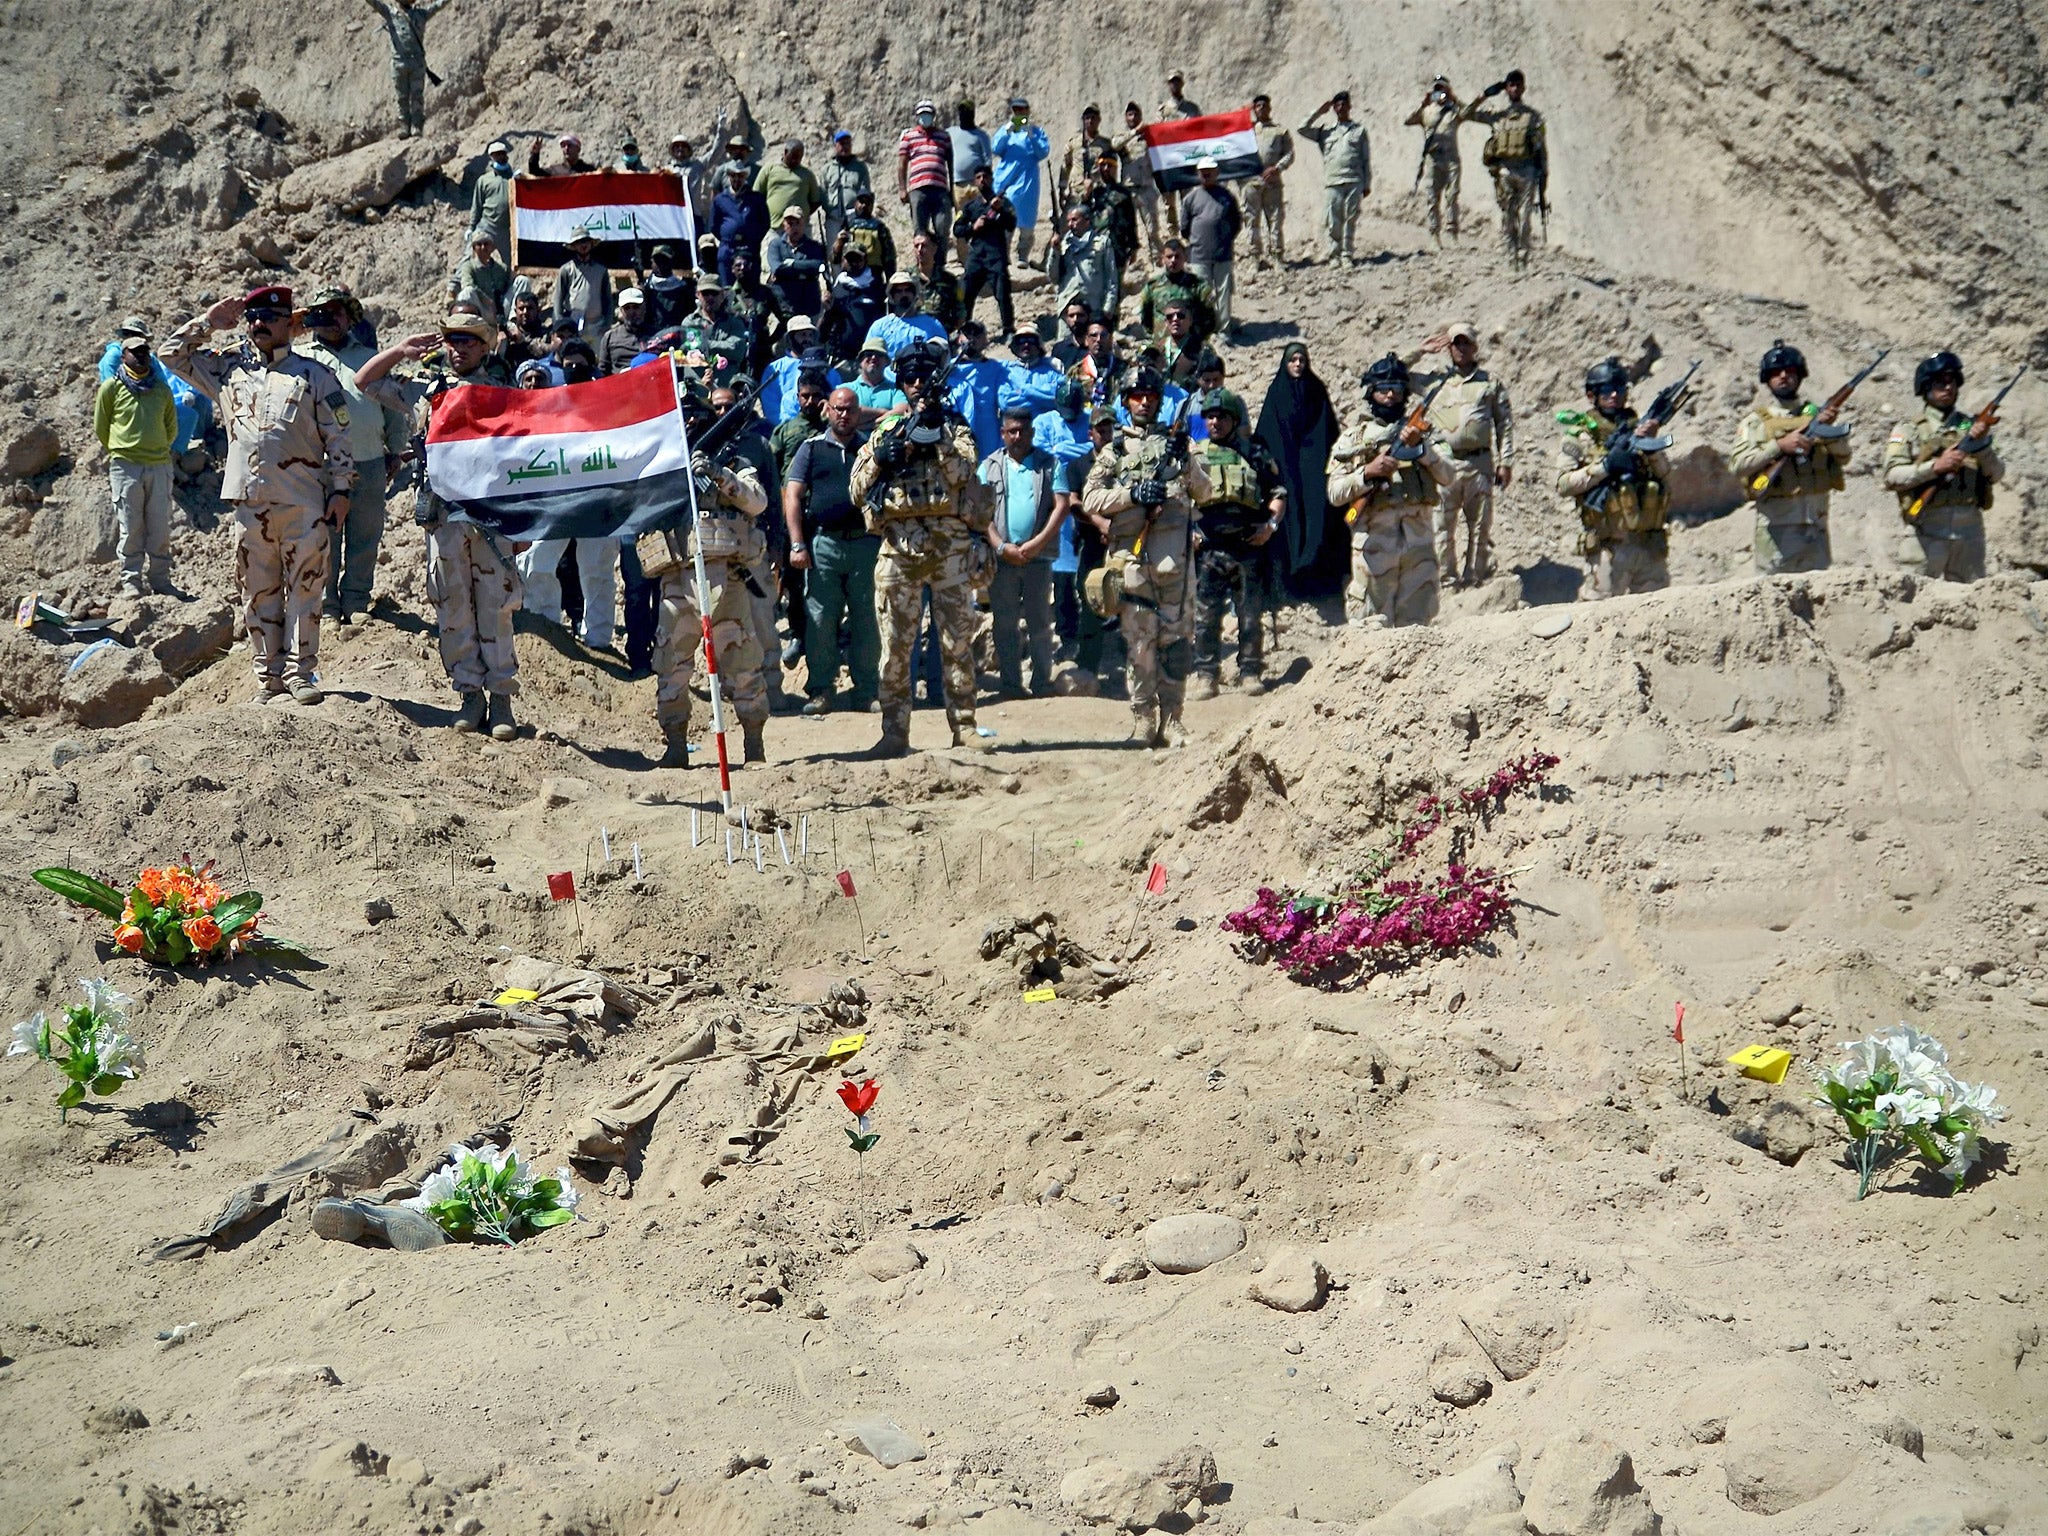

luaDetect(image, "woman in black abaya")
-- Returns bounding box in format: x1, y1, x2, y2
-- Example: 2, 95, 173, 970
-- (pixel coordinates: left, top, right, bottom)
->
1254, 342, 1344, 602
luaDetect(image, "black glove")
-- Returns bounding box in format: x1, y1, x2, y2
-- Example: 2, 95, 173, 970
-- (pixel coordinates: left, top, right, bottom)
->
1602, 439, 1636, 478
871, 430, 909, 472
1131, 477, 1166, 507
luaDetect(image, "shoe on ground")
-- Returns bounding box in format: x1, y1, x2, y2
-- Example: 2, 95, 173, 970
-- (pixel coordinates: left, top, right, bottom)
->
148, 573, 177, 597
1239, 672, 1267, 696
658, 728, 691, 768
453, 691, 486, 733
119, 577, 150, 599
801, 693, 834, 716
872, 731, 912, 759
290, 681, 323, 705
1191, 672, 1219, 701
952, 723, 995, 752
311, 1197, 447, 1251
487, 693, 516, 741
1161, 712, 1190, 749
781, 638, 803, 667
742, 722, 767, 763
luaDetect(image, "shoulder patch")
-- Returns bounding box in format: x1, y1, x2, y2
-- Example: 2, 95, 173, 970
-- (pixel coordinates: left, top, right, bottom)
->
325, 391, 348, 409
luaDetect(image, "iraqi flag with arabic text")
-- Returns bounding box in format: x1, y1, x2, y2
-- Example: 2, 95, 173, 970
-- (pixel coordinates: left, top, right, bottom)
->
425, 364, 690, 542
512, 171, 697, 268
1142, 108, 1262, 192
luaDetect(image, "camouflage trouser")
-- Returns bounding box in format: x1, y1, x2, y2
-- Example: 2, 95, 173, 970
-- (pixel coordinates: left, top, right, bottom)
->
1119, 551, 1192, 715
1425, 155, 1461, 239
1193, 543, 1264, 678
1132, 181, 1164, 262
235, 499, 329, 688
1323, 183, 1363, 260
1243, 178, 1285, 260
323, 457, 387, 617
875, 520, 978, 738
428, 520, 521, 695
655, 560, 765, 730
1587, 530, 1669, 598
746, 572, 787, 703
1755, 516, 1831, 575
393, 60, 426, 135
1349, 507, 1439, 626
1437, 454, 1494, 583
1493, 165, 1540, 260
1912, 517, 1986, 583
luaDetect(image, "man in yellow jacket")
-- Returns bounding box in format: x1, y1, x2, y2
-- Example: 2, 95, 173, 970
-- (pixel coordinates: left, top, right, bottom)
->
93, 326, 181, 598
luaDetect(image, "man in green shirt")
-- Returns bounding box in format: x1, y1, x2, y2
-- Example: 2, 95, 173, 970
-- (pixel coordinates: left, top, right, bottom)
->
93, 328, 180, 597
755, 138, 823, 228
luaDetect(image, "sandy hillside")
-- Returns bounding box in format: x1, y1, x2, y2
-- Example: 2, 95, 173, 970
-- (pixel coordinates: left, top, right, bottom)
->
4, 3, 2048, 1535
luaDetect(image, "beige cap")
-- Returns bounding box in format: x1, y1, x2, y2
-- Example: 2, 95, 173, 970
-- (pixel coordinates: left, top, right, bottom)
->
1445, 318, 1479, 344
441, 314, 498, 346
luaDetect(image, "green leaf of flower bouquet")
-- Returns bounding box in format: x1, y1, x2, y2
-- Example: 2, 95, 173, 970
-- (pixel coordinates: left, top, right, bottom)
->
129, 885, 156, 919
212, 893, 263, 937
528, 1208, 576, 1229
164, 927, 191, 965
90, 1074, 126, 1097
530, 1179, 562, 1201
32, 868, 127, 920
848, 1132, 881, 1153
58, 1081, 86, 1109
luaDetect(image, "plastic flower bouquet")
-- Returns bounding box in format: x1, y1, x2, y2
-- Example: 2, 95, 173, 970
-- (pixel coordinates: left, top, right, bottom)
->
32, 861, 312, 967
1815, 1024, 2007, 1198
403, 1143, 579, 1246
9, 978, 144, 1123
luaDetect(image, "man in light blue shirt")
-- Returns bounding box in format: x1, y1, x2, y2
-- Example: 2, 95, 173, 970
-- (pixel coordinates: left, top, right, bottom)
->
948, 319, 1009, 457
864, 274, 948, 359
992, 98, 1053, 265
999, 329, 1065, 416
849, 340, 907, 425
758, 317, 844, 424
980, 404, 1065, 696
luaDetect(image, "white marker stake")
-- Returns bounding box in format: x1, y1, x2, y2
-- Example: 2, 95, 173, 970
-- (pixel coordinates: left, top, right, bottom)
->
754, 837, 765, 873
799, 815, 809, 858
600, 826, 612, 861
777, 827, 792, 865
691, 808, 700, 846
725, 828, 736, 866
633, 843, 643, 880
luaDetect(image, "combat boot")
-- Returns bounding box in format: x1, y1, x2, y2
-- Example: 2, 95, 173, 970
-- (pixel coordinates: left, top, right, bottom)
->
311, 1197, 447, 1251
1129, 703, 1158, 747
659, 719, 692, 768
874, 707, 913, 758
1160, 709, 1190, 749
1239, 672, 1267, 696
453, 691, 486, 733
487, 694, 516, 741
742, 721, 767, 764
951, 718, 995, 752
1191, 671, 1219, 701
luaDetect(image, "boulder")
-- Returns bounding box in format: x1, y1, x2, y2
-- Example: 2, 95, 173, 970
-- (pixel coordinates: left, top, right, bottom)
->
1248, 1247, 1329, 1313
274, 135, 456, 217
1460, 1292, 1569, 1381
1683, 1362, 1867, 1516
1099, 1251, 1150, 1284
1522, 1430, 1661, 1536
1059, 1461, 1178, 1531
4, 419, 60, 478
857, 1238, 925, 1281
29, 486, 117, 572
0, 626, 67, 717
147, 598, 235, 677
59, 641, 171, 727
1143, 1213, 1246, 1274
1734, 1099, 1820, 1166
1358, 1442, 1524, 1536
1151, 1444, 1220, 1506
1429, 1338, 1493, 1407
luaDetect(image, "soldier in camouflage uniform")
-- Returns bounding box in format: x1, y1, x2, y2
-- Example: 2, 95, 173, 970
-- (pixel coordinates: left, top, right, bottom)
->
1190, 388, 1284, 698
1243, 95, 1294, 267
1056, 106, 1114, 222
297, 285, 411, 624
650, 381, 772, 766
1409, 319, 1514, 586
1406, 79, 1464, 243
1328, 355, 1451, 626
1461, 71, 1546, 267
1556, 357, 1673, 599
361, 0, 449, 139
1727, 340, 1854, 575
162, 285, 355, 704
355, 315, 522, 739
848, 342, 992, 756
1082, 366, 1212, 747
1881, 351, 2006, 583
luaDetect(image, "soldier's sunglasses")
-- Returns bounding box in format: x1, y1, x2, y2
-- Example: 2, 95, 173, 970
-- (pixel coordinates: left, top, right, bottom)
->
244, 307, 289, 324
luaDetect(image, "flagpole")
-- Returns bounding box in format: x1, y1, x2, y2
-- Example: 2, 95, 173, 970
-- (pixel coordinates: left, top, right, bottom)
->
667, 357, 734, 813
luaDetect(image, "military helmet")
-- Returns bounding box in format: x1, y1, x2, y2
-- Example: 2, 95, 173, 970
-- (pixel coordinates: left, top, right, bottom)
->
1122, 364, 1167, 398
1758, 339, 1808, 383
677, 378, 715, 420
1584, 356, 1630, 396
893, 339, 948, 388
1913, 350, 1964, 398
1199, 387, 1247, 422
1361, 353, 1410, 394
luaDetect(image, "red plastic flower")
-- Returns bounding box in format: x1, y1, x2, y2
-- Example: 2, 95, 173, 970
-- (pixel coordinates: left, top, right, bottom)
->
837, 1078, 879, 1117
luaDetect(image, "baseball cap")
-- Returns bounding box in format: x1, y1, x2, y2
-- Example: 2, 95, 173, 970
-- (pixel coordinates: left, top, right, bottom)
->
886, 271, 918, 287
1009, 96, 1030, 110
120, 333, 151, 352
1195, 156, 1219, 171
488, 139, 510, 155
1089, 404, 1117, 427
669, 132, 690, 145
559, 132, 582, 146
618, 287, 646, 307
650, 243, 677, 259
469, 227, 496, 246
1167, 69, 1185, 84
833, 128, 852, 142
914, 99, 937, 115
726, 133, 749, 148
1445, 318, 1479, 343
441, 314, 496, 345
782, 205, 807, 221
695, 276, 724, 294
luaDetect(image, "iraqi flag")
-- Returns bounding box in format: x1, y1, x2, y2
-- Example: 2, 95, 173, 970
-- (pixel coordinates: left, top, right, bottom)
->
425, 363, 690, 542
1142, 108, 1262, 192
512, 171, 696, 268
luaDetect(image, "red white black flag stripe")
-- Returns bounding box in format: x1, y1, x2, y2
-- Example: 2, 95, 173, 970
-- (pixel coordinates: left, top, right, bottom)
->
1141, 108, 1262, 191
511, 171, 697, 268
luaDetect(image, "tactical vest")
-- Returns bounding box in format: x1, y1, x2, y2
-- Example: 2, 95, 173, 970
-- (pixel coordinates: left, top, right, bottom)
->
1891, 411, 1992, 523
1482, 110, 1537, 169
1197, 444, 1267, 544
1432, 375, 1497, 458
862, 418, 990, 531
1750, 407, 1844, 502
1103, 432, 1192, 550
1572, 418, 1668, 542
842, 219, 890, 268
1341, 419, 1437, 524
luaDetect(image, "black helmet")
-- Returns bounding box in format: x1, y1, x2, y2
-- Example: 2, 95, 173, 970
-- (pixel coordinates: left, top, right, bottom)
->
1913, 350, 1963, 398
1758, 339, 1807, 383
1361, 353, 1410, 395
1122, 364, 1167, 398
894, 340, 947, 389
677, 378, 714, 421
1584, 356, 1630, 397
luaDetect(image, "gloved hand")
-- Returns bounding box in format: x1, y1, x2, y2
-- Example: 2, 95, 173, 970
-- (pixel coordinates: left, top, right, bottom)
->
690, 450, 717, 479
1602, 439, 1636, 478
1131, 477, 1166, 507
871, 430, 909, 471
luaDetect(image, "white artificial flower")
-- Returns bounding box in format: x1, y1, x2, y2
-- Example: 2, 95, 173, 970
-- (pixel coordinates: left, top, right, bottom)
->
1875, 1088, 1941, 1128
1938, 1124, 1983, 1186
1874, 1022, 1951, 1091
79, 978, 132, 1029
405, 1164, 463, 1211
548, 1168, 581, 1210
1945, 1079, 2007, 1127
8, 1015, 47, 1059
92, 1026, 144, 1080
1825, 1037, 1882, 1092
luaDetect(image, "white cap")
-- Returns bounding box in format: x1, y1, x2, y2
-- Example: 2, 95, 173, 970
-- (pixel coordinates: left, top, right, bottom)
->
618, 287, 646, 307
787, 314, 818, 332
1194, 156, 1219, 171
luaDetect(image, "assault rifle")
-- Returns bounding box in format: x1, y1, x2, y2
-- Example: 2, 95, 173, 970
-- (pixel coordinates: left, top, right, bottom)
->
1342, 377, 1449, 525
1751, 349, 1888, 497
1582, 359, 1700, 518
1904, 366, 2027, 526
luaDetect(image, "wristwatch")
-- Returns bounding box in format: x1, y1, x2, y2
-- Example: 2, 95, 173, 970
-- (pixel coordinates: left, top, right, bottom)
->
791, 542, 809, 555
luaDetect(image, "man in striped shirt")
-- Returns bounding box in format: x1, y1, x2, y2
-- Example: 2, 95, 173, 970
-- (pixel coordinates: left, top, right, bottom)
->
897, 99, 955, 241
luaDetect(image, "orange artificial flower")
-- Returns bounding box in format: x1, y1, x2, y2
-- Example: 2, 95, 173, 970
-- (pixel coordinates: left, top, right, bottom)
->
113, 924, 146, 953
136, 868, 168, 904
183, 915, 223, 951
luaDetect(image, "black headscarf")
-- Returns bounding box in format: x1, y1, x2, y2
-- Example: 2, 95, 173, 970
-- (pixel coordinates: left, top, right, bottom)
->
1255, 342, 1342, 594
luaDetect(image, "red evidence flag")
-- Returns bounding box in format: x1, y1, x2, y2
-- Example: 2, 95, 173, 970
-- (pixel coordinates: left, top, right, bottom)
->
547, 871, 576, 902
1671, 1001, 1686, 1045
1146, 862, 1168, 896
836, 870, 857, 899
